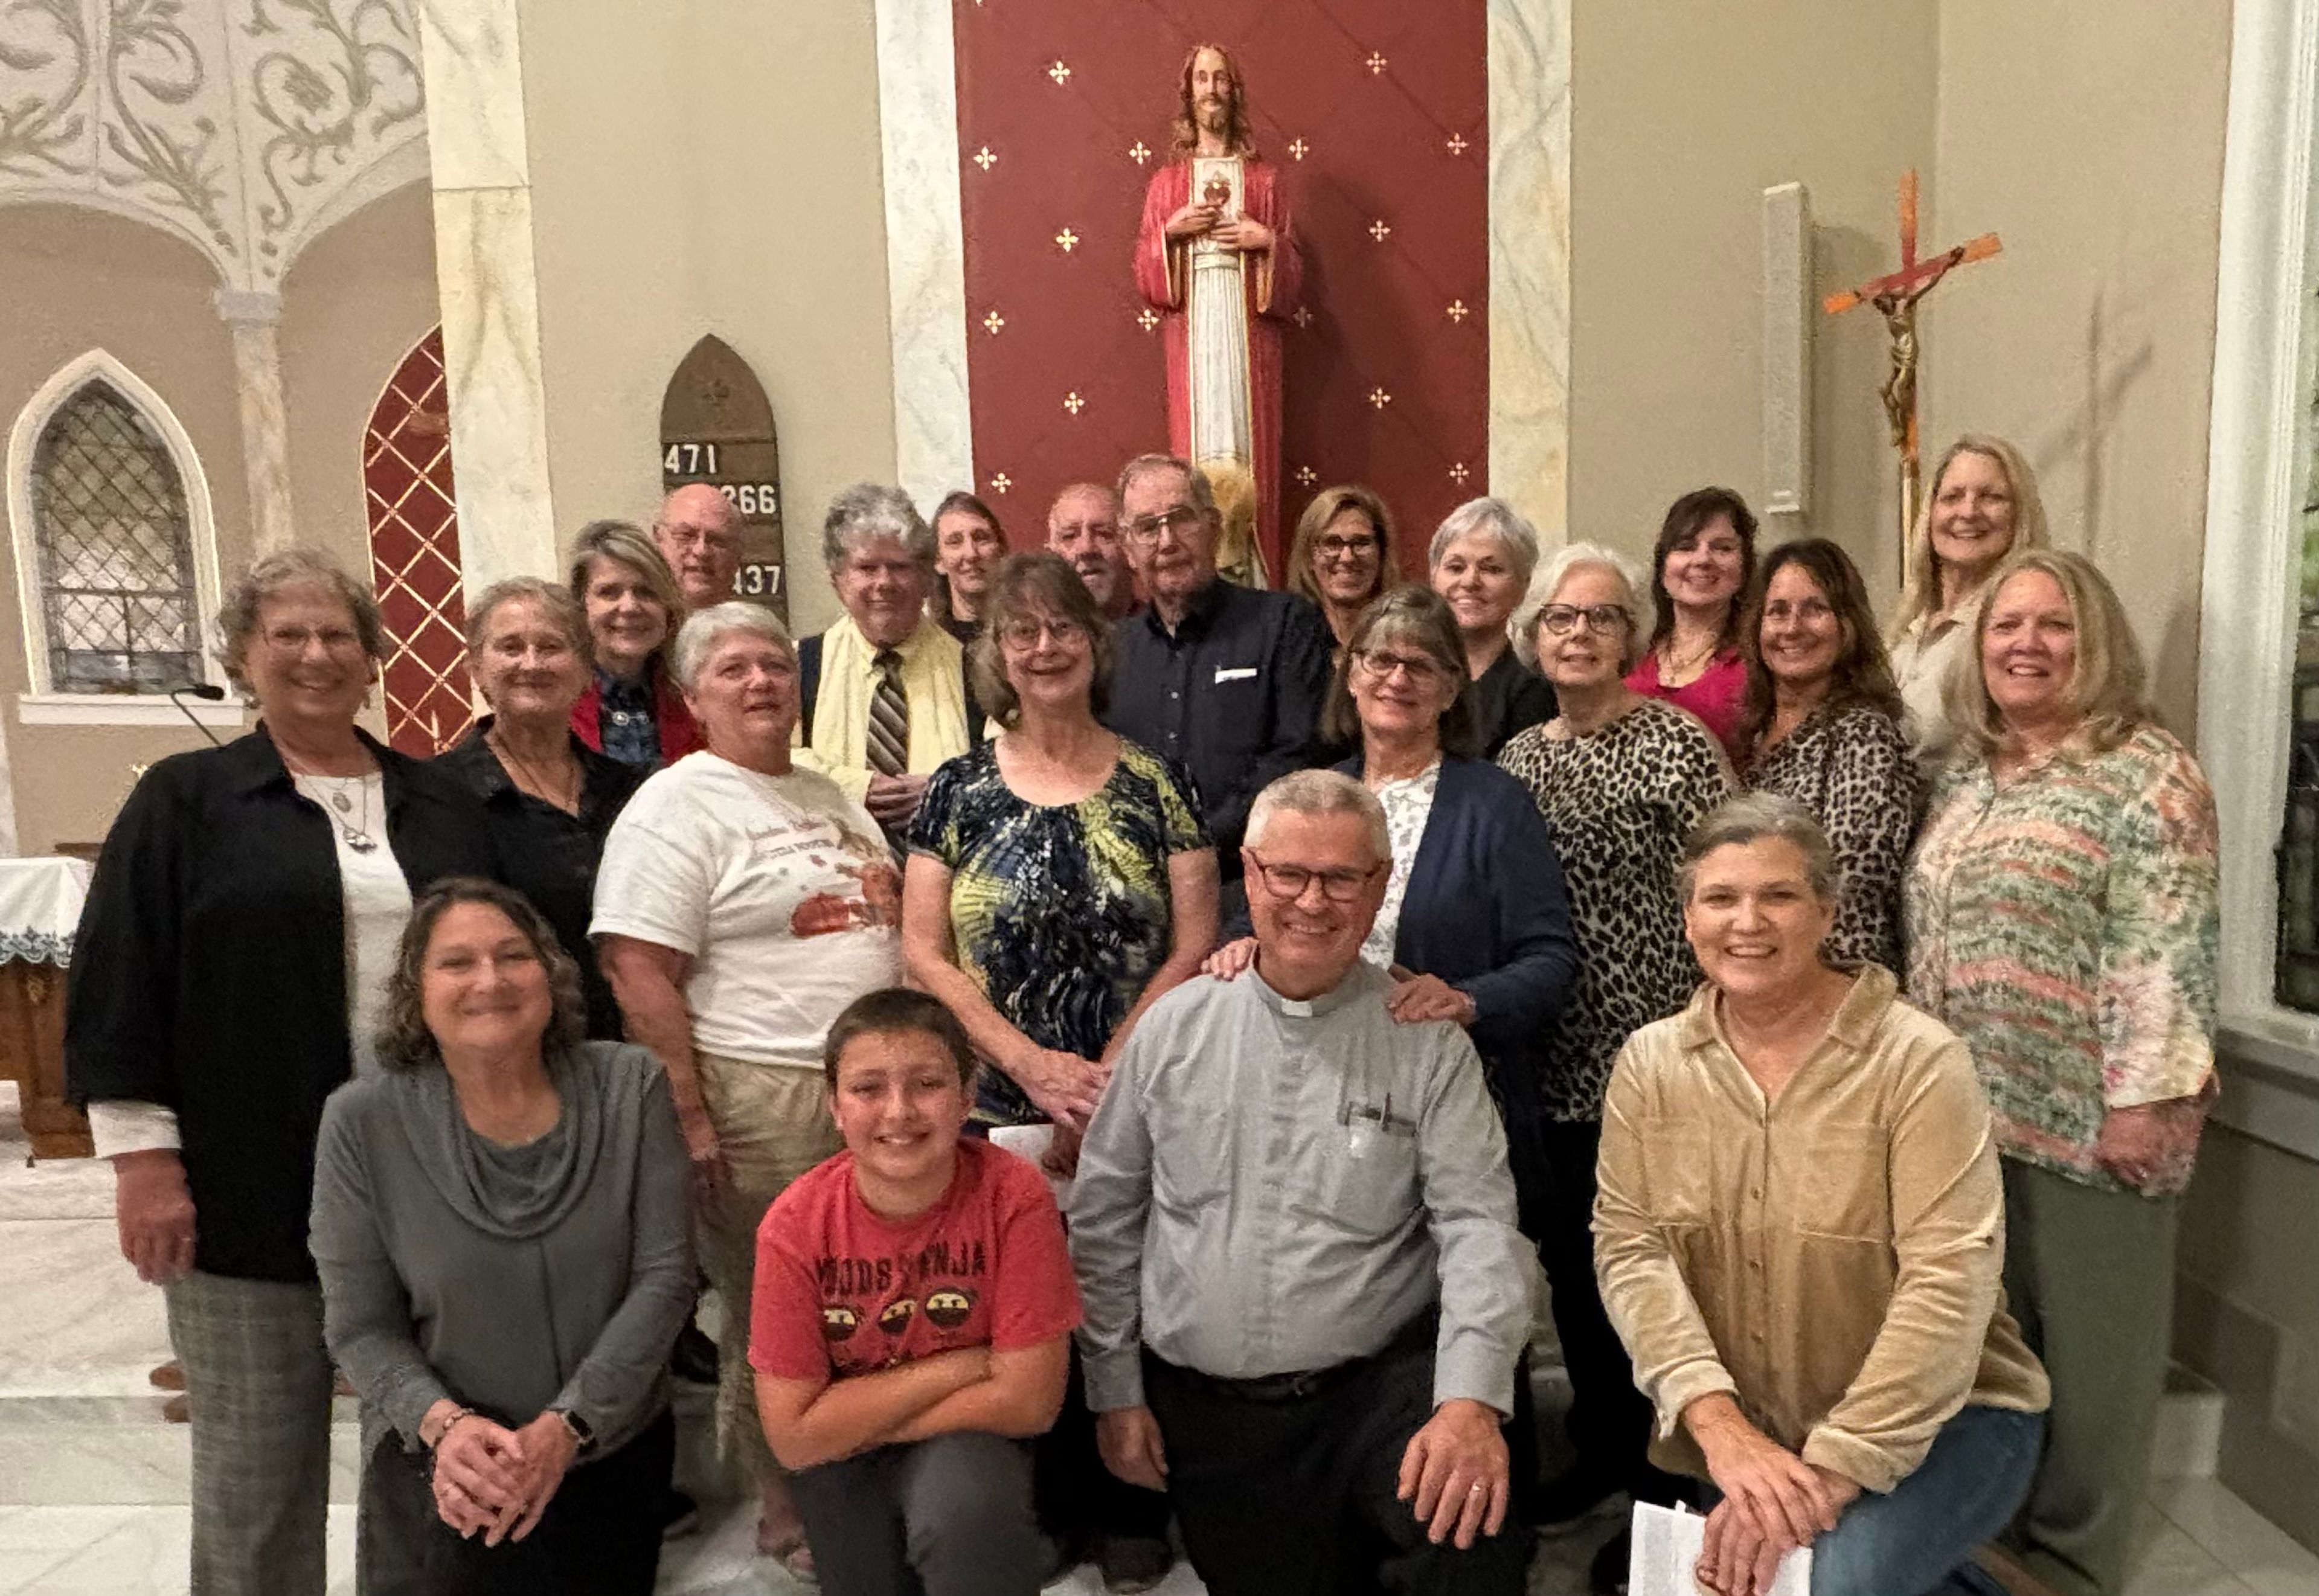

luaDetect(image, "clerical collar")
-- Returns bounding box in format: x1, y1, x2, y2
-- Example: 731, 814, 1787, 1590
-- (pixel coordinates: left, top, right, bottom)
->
1246, 960, 1368, 1020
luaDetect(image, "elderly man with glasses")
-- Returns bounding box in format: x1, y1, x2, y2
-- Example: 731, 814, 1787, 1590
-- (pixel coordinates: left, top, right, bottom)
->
1102, 453, 1335, 884
1070, 768, 1536, 1596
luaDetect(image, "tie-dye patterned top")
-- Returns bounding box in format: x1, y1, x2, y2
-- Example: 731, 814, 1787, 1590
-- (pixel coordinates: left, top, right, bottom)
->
910, 739, 1210, 1126
1903, 725, 2219, 1194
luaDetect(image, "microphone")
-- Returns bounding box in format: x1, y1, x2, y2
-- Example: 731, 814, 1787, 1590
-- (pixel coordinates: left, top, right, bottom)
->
170, 683, 226, 746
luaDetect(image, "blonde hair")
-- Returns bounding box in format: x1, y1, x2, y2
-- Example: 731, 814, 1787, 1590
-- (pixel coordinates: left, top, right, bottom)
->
568, 520, 685, 621
1886, 435, 2050, 646
1944, 548, 2154, 761
1287, 485, 1394, 611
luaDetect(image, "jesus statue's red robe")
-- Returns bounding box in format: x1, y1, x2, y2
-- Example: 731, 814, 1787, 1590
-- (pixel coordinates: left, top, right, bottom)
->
1134, 156, 1303, 578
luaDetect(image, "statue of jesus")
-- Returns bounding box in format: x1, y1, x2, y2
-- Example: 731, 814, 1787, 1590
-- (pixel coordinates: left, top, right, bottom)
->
1134, 42, 1303, 578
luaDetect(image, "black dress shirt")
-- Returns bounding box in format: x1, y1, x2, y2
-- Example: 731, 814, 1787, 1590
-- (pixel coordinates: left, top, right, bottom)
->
65, 726, 496, 1283
435, 719, 646, 1040
1473, 649, 1558, 759
1103, 578, 1335, 867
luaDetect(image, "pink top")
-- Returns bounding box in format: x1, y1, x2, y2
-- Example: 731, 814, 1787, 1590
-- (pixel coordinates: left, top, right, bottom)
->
1626, 648, 1746, 757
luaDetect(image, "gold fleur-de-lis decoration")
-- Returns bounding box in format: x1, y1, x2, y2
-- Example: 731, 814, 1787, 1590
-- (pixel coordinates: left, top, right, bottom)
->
1295, 465, 1318, 487
1367, 387, 1393, 409
972, 146, 997, 171
1368, 219, 1392, 243
1449, 462, 1471, 485
1055, 226, 1080, 252
1137, 308, 1161, 332
983, 310, 1006, 335
1291, 305, 1314, 328
1365, 51, 1388, 74
1288, 138, 1309, 161
1129, 141, 1152, 164
1446, 133, 1470, 156
1446, 300, 1469, 323
989, 472, 1012, 493
1048, 60, 1071, 85
1063, 391, 1086, 415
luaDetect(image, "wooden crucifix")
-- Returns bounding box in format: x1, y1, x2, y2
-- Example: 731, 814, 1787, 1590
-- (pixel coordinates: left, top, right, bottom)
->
1824, 170, 2001, 562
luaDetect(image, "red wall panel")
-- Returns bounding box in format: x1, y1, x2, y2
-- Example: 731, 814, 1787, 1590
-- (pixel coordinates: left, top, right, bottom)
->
952, 0, 1487, 578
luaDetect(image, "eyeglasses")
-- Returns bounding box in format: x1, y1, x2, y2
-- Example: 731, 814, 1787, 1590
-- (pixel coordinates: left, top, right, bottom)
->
261, 625, 365, 656
1316, 535, 1379, 560
996, 617, 1089, 651
1352, 649, 1451, 685
1123, 506, 1206, 544
1761, 597, 1835, 626
1248, 856, 1383, 903
1538, 604, 1631, 637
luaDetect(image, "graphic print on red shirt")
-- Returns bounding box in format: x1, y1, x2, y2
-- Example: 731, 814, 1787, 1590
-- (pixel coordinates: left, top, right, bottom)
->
750, 1138, 1081, 1382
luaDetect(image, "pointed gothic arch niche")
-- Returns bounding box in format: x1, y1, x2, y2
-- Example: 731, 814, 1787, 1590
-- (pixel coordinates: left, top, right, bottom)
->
363, 328, 473, 755
6, 350, 225, 702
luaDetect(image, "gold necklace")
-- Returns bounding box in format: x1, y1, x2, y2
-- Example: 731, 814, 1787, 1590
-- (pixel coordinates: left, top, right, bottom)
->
489, 728, 581, 812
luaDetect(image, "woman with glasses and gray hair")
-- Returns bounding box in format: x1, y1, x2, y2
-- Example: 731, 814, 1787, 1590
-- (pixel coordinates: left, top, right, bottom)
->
1429, 496, 1557, 756
1596, 795, 2047, 1596
594, 603, 905, 1577
311, 878, 693, 1594
1496, 542, 1731, 1582
67, 547, 496, 1596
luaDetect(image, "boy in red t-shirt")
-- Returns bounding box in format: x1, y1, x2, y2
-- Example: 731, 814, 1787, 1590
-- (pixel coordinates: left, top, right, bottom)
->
752, 988, 1080, 1595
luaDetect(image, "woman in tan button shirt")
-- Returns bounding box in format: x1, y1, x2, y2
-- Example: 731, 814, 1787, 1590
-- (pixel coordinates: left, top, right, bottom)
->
1595, 794, 2049, 1596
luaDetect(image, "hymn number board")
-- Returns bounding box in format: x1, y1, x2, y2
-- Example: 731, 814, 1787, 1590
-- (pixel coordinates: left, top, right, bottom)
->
659, 334, 786, 620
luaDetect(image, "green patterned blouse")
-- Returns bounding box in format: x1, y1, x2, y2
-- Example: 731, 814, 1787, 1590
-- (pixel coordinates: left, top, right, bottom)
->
1904, 725, 2219, 1194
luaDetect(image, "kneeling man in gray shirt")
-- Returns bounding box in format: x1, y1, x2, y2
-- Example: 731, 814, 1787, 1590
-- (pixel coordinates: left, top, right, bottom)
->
1070, 769, 1535, 1596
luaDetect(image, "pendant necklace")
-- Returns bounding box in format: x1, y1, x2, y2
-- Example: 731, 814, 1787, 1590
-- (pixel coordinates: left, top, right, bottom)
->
281, 747, 380, 853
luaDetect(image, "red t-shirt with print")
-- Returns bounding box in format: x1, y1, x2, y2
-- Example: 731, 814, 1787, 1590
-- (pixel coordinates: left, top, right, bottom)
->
750, 1138, 1082, 1381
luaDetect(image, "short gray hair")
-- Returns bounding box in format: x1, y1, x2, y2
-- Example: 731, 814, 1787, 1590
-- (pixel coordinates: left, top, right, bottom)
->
1513, 542, 1653, 671
216, 546, 386, 689
1117, 452, 1216, 518
671, 601, 794, 693
822, 483, 935, 573
1245, 769, 1390, 864
1677, 792, 1841, 904
465, 576, 593, 667
1427, 496, 1541, 589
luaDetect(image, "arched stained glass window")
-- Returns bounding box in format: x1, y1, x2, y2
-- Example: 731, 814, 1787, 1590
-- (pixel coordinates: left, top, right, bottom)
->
27, 380, 202, 693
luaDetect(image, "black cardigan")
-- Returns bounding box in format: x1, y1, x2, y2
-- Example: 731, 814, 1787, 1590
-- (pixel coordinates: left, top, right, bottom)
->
66, 726, 497, 1282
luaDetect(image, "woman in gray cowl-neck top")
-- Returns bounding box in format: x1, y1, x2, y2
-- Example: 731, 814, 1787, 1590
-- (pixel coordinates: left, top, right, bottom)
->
309, 877, 692, 1595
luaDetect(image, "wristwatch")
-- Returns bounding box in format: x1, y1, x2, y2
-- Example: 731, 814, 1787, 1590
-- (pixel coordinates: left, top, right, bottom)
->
549, 1406, 595, 1455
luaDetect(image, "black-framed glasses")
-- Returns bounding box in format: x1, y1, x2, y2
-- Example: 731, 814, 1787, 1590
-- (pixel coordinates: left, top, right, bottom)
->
1538, 603, 1630, 637
1248, 856, 1383, 903
1315, 534, 1381, 560
1123, 505, 1205, 544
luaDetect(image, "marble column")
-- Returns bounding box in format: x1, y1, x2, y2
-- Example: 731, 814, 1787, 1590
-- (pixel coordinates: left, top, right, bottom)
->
213, 289, 297, 553
1489, 0, 1573, 546
414, 0, 559, 595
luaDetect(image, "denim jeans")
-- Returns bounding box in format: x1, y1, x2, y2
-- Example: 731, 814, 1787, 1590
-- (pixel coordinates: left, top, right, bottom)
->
1807, 1405, 2044, 1596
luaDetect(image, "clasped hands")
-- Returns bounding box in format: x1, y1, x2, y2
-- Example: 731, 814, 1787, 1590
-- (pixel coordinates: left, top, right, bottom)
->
1097, 1397, 1509, 1550
1686, 1397, 1859, 1596
1163, 202, 1273, 252
1201, 937, 1476, 1025
425, 1403, 579, 1546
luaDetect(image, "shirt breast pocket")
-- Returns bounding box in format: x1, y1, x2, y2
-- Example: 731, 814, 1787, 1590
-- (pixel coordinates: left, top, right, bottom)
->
1793, 1126, 1893, 1243
1206, 663, 1266, 753
1148, 1098, 1231, 1213
1317, 1121, 1419, 1235
1641, 1124, 1716, 1230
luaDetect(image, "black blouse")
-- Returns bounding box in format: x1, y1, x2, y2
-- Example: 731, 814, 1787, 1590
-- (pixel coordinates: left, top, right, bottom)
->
435, 720, 645, 1040
65, 726, 496, 1283
1472, 648, 1557, 759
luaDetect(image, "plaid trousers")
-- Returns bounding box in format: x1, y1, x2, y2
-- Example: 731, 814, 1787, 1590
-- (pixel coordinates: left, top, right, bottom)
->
165, 1271, 335, 1596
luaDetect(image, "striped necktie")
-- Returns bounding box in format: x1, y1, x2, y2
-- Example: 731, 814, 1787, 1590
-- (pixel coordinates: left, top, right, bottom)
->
867, 647, 909, 777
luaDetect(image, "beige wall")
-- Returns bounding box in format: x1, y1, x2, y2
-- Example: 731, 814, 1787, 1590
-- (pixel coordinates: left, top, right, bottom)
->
515, 0, 899, 635
0, 187, 439, 854
0, 206, 255, 854
280, 182, 444, 563
1568, 0, 1940, 597
1923, 0, 2231, 736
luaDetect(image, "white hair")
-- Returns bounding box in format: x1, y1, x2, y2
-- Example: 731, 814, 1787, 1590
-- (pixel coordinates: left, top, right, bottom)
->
1427, 496, 1541, 589
671, 601, 794, 691
1244, 769, 1390, 864
1512, 542, 1653, 671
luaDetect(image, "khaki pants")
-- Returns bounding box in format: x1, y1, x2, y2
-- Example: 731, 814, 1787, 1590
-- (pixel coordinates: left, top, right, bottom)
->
693, 1052, 843, 1482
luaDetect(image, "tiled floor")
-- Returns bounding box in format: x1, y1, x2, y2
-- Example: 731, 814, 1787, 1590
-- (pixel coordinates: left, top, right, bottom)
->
4, 1085, 2313, 1595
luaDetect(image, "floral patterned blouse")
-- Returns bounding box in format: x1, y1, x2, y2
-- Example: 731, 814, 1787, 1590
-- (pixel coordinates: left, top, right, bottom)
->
1361, 761, 1442, 968
1904, 725, 2219, 1194
1498, 699, 1733, 1120
1744, 702, 1919, 976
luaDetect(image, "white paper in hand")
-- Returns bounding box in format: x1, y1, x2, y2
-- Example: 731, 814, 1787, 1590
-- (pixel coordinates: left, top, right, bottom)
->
1629, 1501, 1812, 1596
